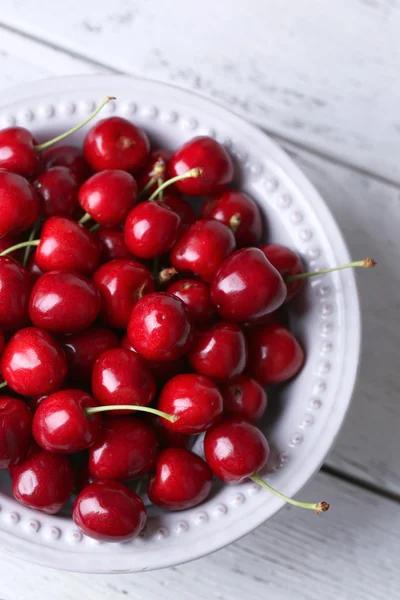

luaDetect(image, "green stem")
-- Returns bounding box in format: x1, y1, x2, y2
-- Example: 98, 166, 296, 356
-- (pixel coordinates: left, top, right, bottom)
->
0, 381, 7, 389
287, 257, 376, 282
250, 474, 330, 514
35, 96, 115, 152
138, 176, 157, 199
78, 213, 92, 225
157, 177, 164, 202
89, 223, 100, 232
86, 404, 178, 423
0, 240, 40, 257
147, 167, 203, 202
23, 222, 40, 267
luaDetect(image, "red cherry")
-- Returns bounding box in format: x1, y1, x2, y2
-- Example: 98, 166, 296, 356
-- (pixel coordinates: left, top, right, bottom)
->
162, 191, 196, 228
211, 247, 287, 322
169, 136, 233, 195
93, 258, 154, 328
124, 201, 182, 259
83, 116, 150, 172
0, 257, 32, 330
166, 278, 216, 325
170, 219, 236, 283
158, 373, 223, 434
96, 227, 133, 262
12, 449, 74, 514
92, 348, 156, 412
259, 244, 304, 301
32, 389, 102, 453
0, 234, 24, 261
41, 145, 91, 183
241, 308, 284, 332
28, 395, 48, 413
1, 327, 67, 396
120, 335, 188, 383
220, 375, 267, 422
128, 292, 192, 361
62, 325, 119, 384
188, 322, 247, 381
136, 148, 173, 193
26, 250, 44, 281
33, 167, 79, 218
0, 171, 40, 238
88, 416, 158, 480
0, 329, 4, 357
0, 127, 38, 177
143, 414, 192, 449
204, 418, 270, 483
247, 323, 304, 385
0, 397, 32, 468
201, 190, 263, 247
73, 480, 146, 542
29, 271, 101, 334
148, 448, 213, 511
79, 170, 137, 227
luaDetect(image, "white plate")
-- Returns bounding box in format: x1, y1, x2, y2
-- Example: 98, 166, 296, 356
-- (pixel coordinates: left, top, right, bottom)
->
0, 75, 360, 573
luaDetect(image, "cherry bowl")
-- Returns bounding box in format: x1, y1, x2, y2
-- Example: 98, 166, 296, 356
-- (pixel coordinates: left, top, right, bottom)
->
0, 75, 360, 573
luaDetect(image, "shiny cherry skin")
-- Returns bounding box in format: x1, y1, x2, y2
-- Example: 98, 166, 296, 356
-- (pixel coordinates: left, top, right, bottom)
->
73, 480, 147, 542
204, 418, 270, 483
12, 449, 74, 514
136, 148, 173, 193
169, 136, 233, 195
220, 375, 267, 422
92, 348, 156, 411
62, 325, 119, 384
259, 243, 304, 302
162, 191, 196, 228
211, 247, 287, 322
1, 327, 67, 396
0, 397, 32, 469
148, 448, 213, 511
32, 389, 102, 453
128, 292, 192, 361
36, 217, 101, 275
79, 170, 137, 227
158, 373, 223, 434
89, 416, 158, 480
0, 257, 33, 330
83, 116, 150, 172
247, 323, 304, 386
33, 166, 79, 218
0, 126, 38, 177
143, 414, 192, 449
0, 171, 40, 238
166, 278, 216, 325
26, 250, 44, 281
96, 227, 133, 262
188, 322, 247, 381
29, 271, 101, 334
170, 219, 236, 283
201, 190, 262, 247
124, 201, 182, 259
93, 258, 154, 328
41, 145, 91, 183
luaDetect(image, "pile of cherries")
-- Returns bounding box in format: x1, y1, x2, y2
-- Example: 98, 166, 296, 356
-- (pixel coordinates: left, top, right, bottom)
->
0, 97, 374, 543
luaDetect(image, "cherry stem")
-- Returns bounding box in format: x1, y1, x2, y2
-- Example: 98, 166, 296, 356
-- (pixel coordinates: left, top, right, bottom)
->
23, 221, 40, 267
0, 240, 40, 257
0, 381, 7, 389
286, 257, 377, 282
157, 177, 164, 202
147, 167, 204, 202
158, 267, 177, 284
138, 176, 157, 199
78, 213, 92, 226
90, 223, 100, 232
229, 213, 241, 233
35, 96, 116, 152
250, 473, 330, 515
85, 404, 179, 423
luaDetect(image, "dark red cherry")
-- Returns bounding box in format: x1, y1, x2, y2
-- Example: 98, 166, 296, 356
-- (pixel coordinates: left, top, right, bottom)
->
93, 258, 154, 328
29, 271, 101, 334
204, 418, 270, 483
148, 448, 213, 511
62, 325, 119, 384
0, 257, 33, 330
0, 329, 4, 357
136, 148, 173, 193
32, 390, 102, 453
259, 243, 304, 301
211, 247, 287, 322
41, 145, 91, 183
83, 116, 150, 172
88, 416, 158, 480
0, 127, 38, 177
247, 323, 304, 385
124, 201, 182, 259
170, 219, 236, 283
188, 322, 247, 381
79, 170, 137, 227
0, 234, 24, 261
12, 449, 74, 514
220, 375, 267, 422
162, 191, 196, 228
0, 171, 40, 238
92, 348, 156, 412
33, 167, 79, 218
166, 278, 216, 325
120, 335, 188, 383
158, 373, 223, 434
73, 480, 146, 542
36, 217, 101, 275
0, 397, 32, 468
169, 136, 233, 195
143, 414, 192, 449
1, 327, 67, 396
96, 227, 133, 262
128, 292, 192, 361
26, 250, 44, 281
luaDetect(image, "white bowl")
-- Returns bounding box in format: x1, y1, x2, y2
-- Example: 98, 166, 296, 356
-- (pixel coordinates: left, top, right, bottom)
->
0, 75, 360, 573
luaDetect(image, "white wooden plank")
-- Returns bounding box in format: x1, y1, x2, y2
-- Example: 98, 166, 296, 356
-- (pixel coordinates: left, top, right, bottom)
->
1, 0, 400, 180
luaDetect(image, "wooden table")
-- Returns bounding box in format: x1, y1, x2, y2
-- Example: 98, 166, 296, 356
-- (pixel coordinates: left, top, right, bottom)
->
0, 2, 399, 598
